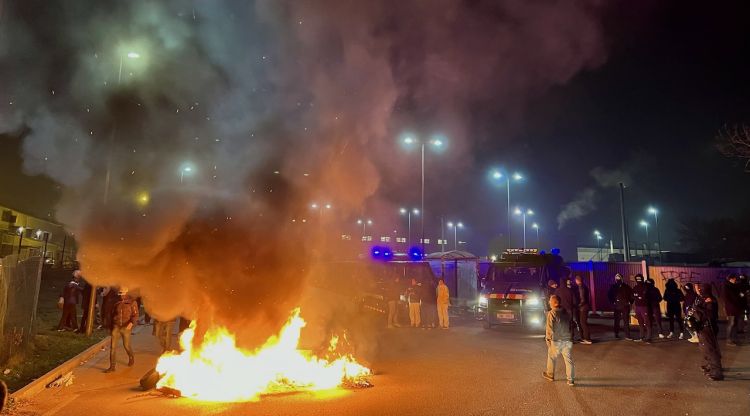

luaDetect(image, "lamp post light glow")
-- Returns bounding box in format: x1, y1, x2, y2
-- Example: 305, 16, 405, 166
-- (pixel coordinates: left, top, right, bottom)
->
532, 223, 540, 248
513, 207, 534, 249
639, 220, 650, 258
593, 230, 603, 261
357, 219, 373, 238
447, 221, 464, 251
491, 170, 524, 249
401, 133, 446, 252
400, 208, 419, 245
180, 164, 194, 183
647, 206, 662, 263
311, 202, 332, 220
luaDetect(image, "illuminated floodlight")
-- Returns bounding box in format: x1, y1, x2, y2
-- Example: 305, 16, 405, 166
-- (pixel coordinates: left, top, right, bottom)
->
648, 206, 658, 215
512, 172, 523, 181
639, 220, 649, 228
127, 52, 141, 59
532, 223, 539, 230
492, 171, 502, 180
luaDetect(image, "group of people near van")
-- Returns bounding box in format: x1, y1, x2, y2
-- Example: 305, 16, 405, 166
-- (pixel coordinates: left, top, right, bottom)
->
385, 276, 451, 329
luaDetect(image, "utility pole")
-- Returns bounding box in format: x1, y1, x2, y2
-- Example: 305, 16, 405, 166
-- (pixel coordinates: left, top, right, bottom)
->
619, 182, 630, 261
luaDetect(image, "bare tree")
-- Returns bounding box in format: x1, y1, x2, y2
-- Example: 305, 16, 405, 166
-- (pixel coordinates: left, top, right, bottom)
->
717, 124, 750, 172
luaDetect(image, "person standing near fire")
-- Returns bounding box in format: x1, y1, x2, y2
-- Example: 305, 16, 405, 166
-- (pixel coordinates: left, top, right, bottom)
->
436, 278, 451, 329
105, 287, 139, 373
386, 276, 403, 328
57, 270, 82, 332
407, 278, 422, 328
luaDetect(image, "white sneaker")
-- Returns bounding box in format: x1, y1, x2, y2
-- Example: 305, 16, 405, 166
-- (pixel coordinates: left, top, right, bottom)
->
667, 332, 674, 338
658, 333, 665, 339
688, 335, 699, 343
678, 333, 684, 340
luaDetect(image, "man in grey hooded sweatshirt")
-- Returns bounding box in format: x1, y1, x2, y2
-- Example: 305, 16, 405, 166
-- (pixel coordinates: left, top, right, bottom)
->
543, 295, 575, 386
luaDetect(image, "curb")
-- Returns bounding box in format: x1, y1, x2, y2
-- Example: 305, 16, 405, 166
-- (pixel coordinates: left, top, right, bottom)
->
10, 335, 111, 400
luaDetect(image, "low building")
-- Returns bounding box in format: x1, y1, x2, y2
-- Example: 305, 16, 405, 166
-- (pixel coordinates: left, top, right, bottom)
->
0, 205, 75, 265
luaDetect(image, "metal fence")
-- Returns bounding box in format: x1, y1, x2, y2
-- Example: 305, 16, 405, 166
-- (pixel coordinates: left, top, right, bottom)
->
0, 255, 44, 363
567, 261, 647, 313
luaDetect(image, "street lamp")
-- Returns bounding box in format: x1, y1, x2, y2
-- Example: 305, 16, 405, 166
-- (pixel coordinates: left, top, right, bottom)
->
311, 202, 332, 220
357, 219, 373, 239
180, 163, 194, 183
491, 170, 524, 249
648, 206, 662, 263
447, 221, 464, 251
513, 207, 534, 250
399, 207, 419, 245
639, 220, 650, 258
532, 223, 540, 248
16, 226, 25, 255
593, 230, 604, 261
104, 49, 141, 204
401, 133, 446, 251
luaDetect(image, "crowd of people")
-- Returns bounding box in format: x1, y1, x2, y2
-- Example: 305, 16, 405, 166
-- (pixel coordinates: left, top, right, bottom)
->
543, 272, 748, 384
385, 276, 451, 329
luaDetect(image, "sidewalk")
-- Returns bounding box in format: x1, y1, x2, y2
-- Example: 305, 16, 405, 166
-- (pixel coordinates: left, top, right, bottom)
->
12, 325, 164, 415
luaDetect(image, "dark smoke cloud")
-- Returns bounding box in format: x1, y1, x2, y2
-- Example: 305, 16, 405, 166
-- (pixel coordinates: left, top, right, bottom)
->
0, 0, 609, 347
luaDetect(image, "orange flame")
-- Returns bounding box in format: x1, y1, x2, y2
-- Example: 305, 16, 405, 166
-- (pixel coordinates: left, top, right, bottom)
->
155, 308, 371, 402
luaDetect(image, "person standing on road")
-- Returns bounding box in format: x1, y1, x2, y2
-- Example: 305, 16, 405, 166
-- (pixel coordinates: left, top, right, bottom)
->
386, 276, 402, 328
646, 278, 665, 339
57, 270, 82, 332
608, 273, 633, 339
690, 283, 723, 381
544, 280, 558, 312
738, 274, 749, 333
105, 287, 139, 373
407, 279, 422, 328
632, 274, 652, 343
682, 282, 699, 343
723, 274, 744, 346
437, 278, 451, 329
542, 295, 575, 386
555, 278, 580, 339
422, 278, 438, 329
100, 286, 119, 330
574, 276, 592, 344
663, 278, 685, 339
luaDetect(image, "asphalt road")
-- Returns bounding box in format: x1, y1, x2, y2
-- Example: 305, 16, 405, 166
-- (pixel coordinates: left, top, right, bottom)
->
10, 315, 750, 416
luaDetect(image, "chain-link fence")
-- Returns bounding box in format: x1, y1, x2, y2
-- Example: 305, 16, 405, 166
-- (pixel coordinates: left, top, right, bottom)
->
0, 255, 44, 363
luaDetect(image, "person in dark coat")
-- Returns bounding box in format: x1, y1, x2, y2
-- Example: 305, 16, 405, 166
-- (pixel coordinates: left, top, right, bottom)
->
646, 278, 665, 339
100, 286, 119, 330
608, 273, 633, 339
57, 270, 82, 331
574, 276, 592, 344
683, 282, 699, 343
632, 274, 651, 343
691, 283, 723, 381
663, 279, 685, 339
386, 276, 403, 328
422, 278, 438, 329
77, 279, 94, 333
554, 278, 580, 338
739, 274, 749, 333
723, 275, 744, 346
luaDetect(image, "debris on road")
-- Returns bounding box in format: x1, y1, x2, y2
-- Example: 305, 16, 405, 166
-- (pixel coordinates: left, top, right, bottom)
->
140, 368, 162, 391
46, 372, 74, 389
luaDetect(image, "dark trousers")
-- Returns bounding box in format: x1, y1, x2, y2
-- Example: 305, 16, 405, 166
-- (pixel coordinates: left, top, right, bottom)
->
58, 304, 78, 330
650, 307, 664, 335
564, 307, 580, 339
698, 327, 722, 378
110, 325, 134, 368
666, 309, 684, 334
635, 306, 652, 341
726, 316, 740, 344
614, 307, 631, 338
578, 308, 591, 341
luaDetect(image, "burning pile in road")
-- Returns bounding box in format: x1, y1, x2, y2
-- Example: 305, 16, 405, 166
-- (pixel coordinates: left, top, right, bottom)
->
153, 308, 371, 402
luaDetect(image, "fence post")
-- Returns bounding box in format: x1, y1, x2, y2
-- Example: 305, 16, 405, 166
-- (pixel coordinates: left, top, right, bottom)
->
641, 260, 648, 279
588, 262, 597, 313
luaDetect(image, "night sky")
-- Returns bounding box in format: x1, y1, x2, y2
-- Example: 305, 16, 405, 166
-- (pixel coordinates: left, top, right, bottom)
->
1, 0, 749, 261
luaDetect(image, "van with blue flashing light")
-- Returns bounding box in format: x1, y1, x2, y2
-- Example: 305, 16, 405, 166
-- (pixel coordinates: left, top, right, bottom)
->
478, 250, 570, 329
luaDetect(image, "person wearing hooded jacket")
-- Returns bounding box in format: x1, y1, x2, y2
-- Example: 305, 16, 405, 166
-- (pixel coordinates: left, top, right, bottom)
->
632, 274, 652, 343
663, 278, 685, 339
574, 275, 592, 344
554, 278, 580, 339
691, 283, 723, 381
683, 282, 699, 343
104, 287, 139, 373
723, 275, 744, 346
608, 273, 633, 339
646, 277, 665, 339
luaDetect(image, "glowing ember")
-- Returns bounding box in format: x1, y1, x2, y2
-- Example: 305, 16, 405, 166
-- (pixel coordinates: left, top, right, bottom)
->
155, 308, 371, 402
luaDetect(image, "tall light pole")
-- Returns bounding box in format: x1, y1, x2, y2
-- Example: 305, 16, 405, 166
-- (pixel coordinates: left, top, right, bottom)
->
532, 223, 540, 249
311, 202, 332, 220
400, 208, 419, 246
180, 164, 194, 183
104, 50, 141, 204
402, 134, 445, 253
640, 220, 650, 259
357, 219, 373, 240
648, 206, 662, 263
513, 207, 534, 250
447, 221, 463, 251
491, 170, 523, 249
